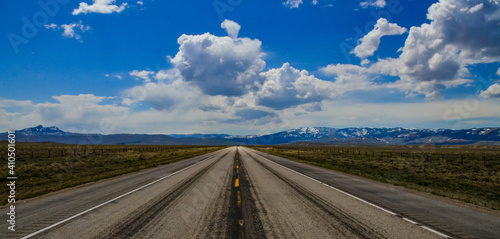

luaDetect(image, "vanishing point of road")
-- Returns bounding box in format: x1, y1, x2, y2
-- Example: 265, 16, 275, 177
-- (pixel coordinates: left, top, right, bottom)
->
1, 147, 499, 238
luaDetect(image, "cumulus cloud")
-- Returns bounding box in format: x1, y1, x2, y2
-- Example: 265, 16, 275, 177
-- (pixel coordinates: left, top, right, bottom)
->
324, 0, 500, 98
127, 80, 202, 111
121, 98, 138, 106
320, 63, 380, 94
221, 20, 241, 39
480, 83, 500, 98
353, 18, 407, 59
283, 0, 303, 8
73, 0, 127, 15
389, 0, 500, 95
130, 70, 154, 82
155, 68, 180, 81
256, 63, 338, 109
128, 20, 374, 113
45, 21, 91, 42
170, 32, 266, 96
360, 0, 386, 8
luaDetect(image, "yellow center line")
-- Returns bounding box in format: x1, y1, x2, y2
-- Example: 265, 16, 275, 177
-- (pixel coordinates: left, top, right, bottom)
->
235, 178, 239, 187
237, 191, 241, 207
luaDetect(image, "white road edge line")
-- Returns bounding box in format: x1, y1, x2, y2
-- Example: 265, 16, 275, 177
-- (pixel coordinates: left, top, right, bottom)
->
421, 226, 452, 238
20, 151, 220, 239
402, 217, 418, 225
247, 149, 452, 239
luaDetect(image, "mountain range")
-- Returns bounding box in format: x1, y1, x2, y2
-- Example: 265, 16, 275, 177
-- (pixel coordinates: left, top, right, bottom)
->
1, 125, 500, 145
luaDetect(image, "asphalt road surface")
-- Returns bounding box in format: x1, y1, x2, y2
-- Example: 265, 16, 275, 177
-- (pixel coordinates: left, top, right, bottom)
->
1, 146, 499, 238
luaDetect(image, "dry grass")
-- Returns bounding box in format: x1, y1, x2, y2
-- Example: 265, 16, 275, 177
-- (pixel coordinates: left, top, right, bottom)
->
251, 145, 500, 210
0, 142, 226, 204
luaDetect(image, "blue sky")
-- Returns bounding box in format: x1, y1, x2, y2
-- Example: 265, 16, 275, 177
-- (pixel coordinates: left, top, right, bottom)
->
1, 0, 500, 134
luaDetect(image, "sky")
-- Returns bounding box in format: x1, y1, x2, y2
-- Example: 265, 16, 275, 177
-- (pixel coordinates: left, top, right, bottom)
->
1, 0, 500, 135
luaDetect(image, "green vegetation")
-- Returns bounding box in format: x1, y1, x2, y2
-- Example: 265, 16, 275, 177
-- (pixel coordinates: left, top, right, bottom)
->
1, 142, 226, 204
251, 145, 500, 210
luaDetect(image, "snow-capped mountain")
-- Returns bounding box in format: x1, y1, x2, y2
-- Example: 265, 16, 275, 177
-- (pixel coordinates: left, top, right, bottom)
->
170, 127, 500, 145
15, 125, 68, 136
236, 127, 500, 145
1, 126, 500, 145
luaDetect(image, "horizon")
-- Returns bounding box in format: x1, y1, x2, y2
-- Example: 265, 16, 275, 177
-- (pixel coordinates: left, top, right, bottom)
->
6, 124, 500, 136
2, 0, 500, 135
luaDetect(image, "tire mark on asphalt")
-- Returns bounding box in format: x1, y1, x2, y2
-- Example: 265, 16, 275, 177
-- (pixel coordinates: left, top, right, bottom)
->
5, 154, 219, 239
99, 151, 228, 239
250, 150, 458, 238
248, 153, 386, 239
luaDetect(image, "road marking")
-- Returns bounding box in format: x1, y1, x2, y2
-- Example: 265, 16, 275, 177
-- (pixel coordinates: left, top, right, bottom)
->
421, 226, 452, 238
235, 178, 240, 187
247, 149, 452, 239
19, 151, 221, 239
237, 191, 242, 207
402, 217, 419, 225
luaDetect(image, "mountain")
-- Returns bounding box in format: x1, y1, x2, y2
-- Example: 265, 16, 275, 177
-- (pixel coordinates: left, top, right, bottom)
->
238, 127, 500, 145
169, 133, 231, 139
1, 126, 500, 145
15, 125, 68, 136
0, 126, 237, 145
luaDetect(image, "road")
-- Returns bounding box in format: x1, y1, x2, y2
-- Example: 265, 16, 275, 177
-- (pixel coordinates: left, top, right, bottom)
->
0, 146, 498, 238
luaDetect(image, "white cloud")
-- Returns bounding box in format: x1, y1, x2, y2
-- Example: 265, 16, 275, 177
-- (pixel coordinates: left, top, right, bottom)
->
256, 63, 337, 109
3, 94, 500, 134
72, 0, 128, 15
283, 0, 303, 8
155, 68, 180, 81
353, 18, 407, 59
391, 0, 500, 95
469, 3, 484, 13
360, 0, 386, 9
320, 63, 380, 94
137, 1, 143, 5
105, 74, 123, 79
323, 0, 500, 99
321, 63, 375, 76
312, 0, 318, 5
170, 32, 265, 96
221, 19, 241, 39
126, 80, 202, 111
52, 94, 106, 105
45, 21, 91, 42
121, 98, 138, 106
361, 59, 370, 65
480, 83, 500, 98
497, 67, 500, 76
17, 94, 128, 133
130, 70, 154, 82
45, 23, 58, 30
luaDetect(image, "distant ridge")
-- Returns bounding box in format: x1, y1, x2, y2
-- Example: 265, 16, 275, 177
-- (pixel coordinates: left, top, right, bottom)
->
1, 126, 500, 145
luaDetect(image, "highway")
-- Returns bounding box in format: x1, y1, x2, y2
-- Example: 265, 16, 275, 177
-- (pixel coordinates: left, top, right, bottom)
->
1, 146, 499, 238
